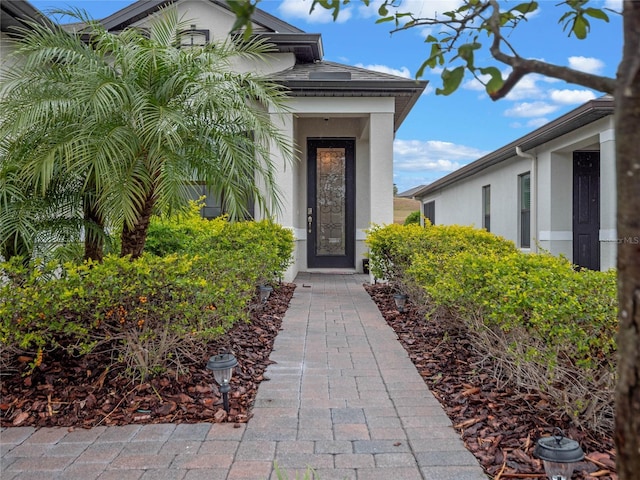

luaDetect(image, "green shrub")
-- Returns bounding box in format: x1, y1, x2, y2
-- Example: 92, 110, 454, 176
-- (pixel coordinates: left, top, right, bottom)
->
208, 219, 294, 284
0, 253, 254, 379
366, 222, 516, 304
1, 213, 295, 380
403, 210, 421, 225
146, 200, 294, 284
366, 222, 617, 433
145, 200, 227, 256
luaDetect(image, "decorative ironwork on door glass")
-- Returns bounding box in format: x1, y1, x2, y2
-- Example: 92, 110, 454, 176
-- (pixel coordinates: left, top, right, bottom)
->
316, 148, 346, 256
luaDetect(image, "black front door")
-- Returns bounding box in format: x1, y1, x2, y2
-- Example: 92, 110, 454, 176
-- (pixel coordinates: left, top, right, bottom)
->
307, 138, 355, 268
573, 151, 600, 270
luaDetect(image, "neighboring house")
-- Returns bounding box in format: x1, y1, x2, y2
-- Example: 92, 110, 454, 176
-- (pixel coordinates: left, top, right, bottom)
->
411, 96, 616, 271
397, 185, 427, 198
66, 0, 427, 281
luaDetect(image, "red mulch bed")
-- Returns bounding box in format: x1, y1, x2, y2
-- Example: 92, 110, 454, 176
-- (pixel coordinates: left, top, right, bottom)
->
0, 283, 296, 429
1, 280, 617, 479
364, 283, 617, 480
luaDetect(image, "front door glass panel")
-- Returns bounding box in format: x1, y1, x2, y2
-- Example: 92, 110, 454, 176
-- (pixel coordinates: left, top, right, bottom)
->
316, 148, 346, 256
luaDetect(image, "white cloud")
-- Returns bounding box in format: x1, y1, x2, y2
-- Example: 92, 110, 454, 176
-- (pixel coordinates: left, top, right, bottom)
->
421, 84, 435, 96
549, 89, 597, 105
357, 0, 384, 19
377, 0, 464, 18
526, 118, 549, 129
393, 139, 485, 172
393, 138, 486, 191
568, 56, 605, 74
505, 74, 546, 101
462, 75, 486, 92
277, 0, 352, 23
354, 63, 412, 78
604, 0, 622, 12
504, 101, 559, 118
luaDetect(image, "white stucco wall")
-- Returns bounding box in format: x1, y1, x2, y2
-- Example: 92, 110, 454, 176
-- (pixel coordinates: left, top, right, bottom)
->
418, 115, 617, 270
132, 0, 297, 75
420, 156, 531, 248
0, 32, 20, 81
266, 97, 396, 279
129, 0, 399, 279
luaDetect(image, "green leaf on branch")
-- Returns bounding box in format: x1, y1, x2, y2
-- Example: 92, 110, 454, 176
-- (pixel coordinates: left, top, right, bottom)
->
479, 67, 504, 95
420, 42, 444, 70
511, 2, 538, 15
415, 59, 429, 79
312, 0, 341, 21
457, 42, 481, 68
584, 7, 609, 22
227, 0, 258, 38
436, 66, 465, 96
572, 14, 589, 39
375, 16, 395, 24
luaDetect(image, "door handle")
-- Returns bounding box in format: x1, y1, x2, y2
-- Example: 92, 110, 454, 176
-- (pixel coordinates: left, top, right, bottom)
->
307, 208, 313, 233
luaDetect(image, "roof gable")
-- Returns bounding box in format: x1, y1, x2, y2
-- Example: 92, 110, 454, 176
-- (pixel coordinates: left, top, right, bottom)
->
96, 0, 322, 62
99, 0, 303, 33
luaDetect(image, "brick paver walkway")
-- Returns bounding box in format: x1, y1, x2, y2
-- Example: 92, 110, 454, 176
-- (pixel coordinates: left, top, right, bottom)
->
1, 273, 488, 479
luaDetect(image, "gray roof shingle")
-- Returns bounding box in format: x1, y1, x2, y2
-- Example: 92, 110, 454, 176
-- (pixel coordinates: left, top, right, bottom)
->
271, 61, 427, 131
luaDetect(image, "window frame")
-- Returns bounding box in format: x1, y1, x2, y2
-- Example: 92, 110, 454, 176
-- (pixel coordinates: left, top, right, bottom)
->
423, 200, 435, 225
482, 184, 491, 232
519, 172, 531, 248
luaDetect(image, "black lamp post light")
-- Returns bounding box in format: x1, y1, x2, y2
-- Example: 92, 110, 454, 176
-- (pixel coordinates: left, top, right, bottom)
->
533, 429, 585, 480
206, 353, 238, 413
259, 284, 273, 304
393, 293, 408, 313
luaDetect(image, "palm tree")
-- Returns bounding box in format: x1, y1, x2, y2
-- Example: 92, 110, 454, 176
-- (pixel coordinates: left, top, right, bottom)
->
0, 7, 294, 260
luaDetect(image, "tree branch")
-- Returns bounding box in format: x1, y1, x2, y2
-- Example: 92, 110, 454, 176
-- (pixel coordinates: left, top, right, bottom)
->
486, 0, 616, 99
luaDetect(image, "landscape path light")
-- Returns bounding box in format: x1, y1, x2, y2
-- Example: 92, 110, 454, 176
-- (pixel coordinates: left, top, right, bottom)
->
533, 428, 585, 480
206, 353, 238, 413
259, 285, 273, 304
393, 293, 408, 313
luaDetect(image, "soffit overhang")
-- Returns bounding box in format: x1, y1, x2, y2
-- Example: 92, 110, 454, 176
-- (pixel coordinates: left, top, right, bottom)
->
253, 33, 323, 63
1, 0, 52, 34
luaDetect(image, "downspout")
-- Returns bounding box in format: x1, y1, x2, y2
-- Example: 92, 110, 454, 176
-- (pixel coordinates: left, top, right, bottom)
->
515, 146, 537, 252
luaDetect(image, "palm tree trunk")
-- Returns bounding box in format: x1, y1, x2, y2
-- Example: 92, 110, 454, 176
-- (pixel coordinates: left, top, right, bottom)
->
83, 186, 105, 262
614, 2, 640, 478
120, 190, 156, 259
1, 232, 31, 267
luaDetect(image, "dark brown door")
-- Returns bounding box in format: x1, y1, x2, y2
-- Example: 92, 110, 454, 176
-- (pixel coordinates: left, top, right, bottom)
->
573, 151, 600, 270
307, 138, 355, 268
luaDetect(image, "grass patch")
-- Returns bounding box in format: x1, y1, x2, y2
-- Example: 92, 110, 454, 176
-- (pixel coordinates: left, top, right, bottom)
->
393, 197, 420, 224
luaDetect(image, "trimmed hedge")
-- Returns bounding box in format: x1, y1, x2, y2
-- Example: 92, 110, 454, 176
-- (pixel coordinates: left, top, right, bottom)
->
1, 210, 294, 380
366, 223, 617, 433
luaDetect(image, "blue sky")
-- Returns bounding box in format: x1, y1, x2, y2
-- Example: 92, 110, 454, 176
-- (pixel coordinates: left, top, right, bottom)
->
31, 0, 623, 193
